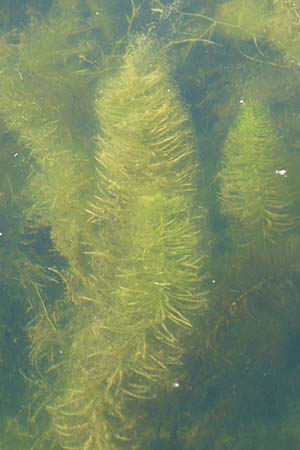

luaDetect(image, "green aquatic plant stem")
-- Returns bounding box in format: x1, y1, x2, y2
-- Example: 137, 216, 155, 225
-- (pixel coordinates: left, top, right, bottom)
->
47, 35, 207, 450
219, 100, 295, 248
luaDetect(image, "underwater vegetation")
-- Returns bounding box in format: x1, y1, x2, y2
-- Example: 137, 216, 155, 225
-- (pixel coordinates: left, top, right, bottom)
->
219, 99, 296, 248
1, 0, 300, 449
216, 0, 300, 66
44, 35, 207, 450
216, 0, 270, 42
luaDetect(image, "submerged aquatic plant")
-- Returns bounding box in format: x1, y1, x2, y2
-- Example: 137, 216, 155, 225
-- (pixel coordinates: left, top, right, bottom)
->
215, 0, 270, 41
42, 36, 208, 450
1, 2, 300, 450
219, 100, 296, 248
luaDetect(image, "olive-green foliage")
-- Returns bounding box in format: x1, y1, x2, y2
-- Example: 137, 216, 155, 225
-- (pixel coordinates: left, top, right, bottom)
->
216, 0, 300, 66
0, 127, 57, 450
1, 1, 300, 449
53, 0, 134, 53
0, 4, 113, 443
216, 0, 271, 41
44, 36, 207, 450
0, 0, 103, 275
0, 0, 143, 278
219, 100, 295, 248
265, 0, 300, 65
171, 236, 300, 450
0, 416, 33, 450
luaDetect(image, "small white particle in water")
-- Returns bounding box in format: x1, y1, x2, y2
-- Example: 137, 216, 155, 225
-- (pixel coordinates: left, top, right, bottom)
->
172, 381, 180, 389
275, 169, 287, 177
212, 279, 216, 284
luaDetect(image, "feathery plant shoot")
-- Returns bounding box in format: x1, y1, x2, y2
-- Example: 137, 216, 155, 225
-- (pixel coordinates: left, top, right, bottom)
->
45, 36, 207, 450
219, 100, 296, 248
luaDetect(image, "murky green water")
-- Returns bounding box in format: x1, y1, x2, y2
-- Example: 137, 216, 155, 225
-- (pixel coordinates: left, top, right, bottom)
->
0, 1, 300, 449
